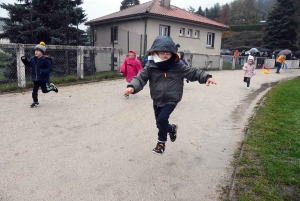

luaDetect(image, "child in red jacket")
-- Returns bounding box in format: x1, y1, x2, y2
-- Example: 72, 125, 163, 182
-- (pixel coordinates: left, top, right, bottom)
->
120, 50, 143, 98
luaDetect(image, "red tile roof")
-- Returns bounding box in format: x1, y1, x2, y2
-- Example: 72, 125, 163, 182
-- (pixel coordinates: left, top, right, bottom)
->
85, 0, 229, 29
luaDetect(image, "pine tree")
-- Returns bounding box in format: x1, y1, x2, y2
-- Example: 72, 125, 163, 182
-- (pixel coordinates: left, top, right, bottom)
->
263, 0, 298, 49
0, 0, 87, 45
195, 6, 204, 16
120, 0, 140, 10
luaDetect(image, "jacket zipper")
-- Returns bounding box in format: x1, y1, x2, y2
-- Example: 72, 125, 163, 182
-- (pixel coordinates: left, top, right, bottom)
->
35, 58, 41, 81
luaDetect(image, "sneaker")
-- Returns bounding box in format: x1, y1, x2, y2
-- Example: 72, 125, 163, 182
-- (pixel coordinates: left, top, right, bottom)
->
152, 142, 165, 155
247, 87, 249, 89
49, 83, 58, 93
30, 102, 39, 108
169, 124, 178, 142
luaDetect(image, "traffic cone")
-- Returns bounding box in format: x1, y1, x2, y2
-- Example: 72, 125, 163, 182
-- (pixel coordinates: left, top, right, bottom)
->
267, 65, 270, 72
262, 64, 264, 70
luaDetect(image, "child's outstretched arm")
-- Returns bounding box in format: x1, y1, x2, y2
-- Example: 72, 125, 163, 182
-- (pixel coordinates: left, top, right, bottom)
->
182, 66, 216, 86
125, 65, 149, 94
20, 56, 30, 67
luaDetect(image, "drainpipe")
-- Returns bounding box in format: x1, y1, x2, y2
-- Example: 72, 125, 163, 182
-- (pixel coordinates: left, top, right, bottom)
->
143, 18, 148, 56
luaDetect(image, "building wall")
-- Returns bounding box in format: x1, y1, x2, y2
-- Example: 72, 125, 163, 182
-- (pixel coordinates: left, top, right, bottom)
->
93, 19, 145, 56
147, 18, 222, 55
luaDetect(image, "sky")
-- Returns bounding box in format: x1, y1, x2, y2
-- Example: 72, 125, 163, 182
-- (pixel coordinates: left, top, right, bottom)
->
0, 0, 233, 29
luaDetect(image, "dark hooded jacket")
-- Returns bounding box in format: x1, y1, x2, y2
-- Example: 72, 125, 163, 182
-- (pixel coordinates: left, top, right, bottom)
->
21, 56, 52, 82
128, 36, 212, 107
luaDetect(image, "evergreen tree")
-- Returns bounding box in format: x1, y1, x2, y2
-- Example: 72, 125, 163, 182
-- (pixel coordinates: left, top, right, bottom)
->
120, 0, 140, 10
263, 0, 298, 49
0, 0, 87, 45
195, 6, 204, 16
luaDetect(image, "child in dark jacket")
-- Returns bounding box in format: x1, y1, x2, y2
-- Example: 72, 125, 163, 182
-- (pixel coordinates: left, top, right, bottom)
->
21, 42, 58, 108
124, 36, 217, 155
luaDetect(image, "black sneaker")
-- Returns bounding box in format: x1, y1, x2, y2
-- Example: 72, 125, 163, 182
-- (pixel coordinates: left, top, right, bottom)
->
152, 142, 165, 155
30, 102, 39, 108
169, 124, 178, 142
49, 83, 58, 93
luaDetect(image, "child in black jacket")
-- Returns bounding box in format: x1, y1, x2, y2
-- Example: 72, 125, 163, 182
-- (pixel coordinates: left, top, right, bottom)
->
21, 42, 58, 108
125, 36, 217, 155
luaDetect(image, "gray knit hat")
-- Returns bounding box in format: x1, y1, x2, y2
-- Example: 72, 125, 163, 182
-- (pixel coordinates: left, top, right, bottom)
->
35, 41, 46, 53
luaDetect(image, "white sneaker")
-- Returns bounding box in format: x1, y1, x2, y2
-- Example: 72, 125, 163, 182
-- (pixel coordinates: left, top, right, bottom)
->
247, 87, 249, 89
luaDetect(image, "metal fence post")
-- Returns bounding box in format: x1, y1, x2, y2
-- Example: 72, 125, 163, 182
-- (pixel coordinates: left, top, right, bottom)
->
77, 46, 84, 79
17, 44, 26, 87
219, 56, 223, 70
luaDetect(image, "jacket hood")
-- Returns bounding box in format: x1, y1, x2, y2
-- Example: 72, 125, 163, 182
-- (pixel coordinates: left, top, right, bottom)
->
178, 51, 185, 59
149, 36, 178, 55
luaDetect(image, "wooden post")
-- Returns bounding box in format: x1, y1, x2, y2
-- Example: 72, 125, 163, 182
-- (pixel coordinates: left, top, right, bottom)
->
17, 44, 26, 87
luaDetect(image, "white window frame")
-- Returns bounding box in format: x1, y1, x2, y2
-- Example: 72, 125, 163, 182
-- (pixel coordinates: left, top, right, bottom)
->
194, 30, 200, 38
159, 25, 170, 36
179, 28, 185, 36
206, 32, 214, 47
187, 29, 192, 37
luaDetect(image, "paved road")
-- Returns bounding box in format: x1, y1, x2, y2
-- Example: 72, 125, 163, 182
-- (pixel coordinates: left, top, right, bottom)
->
1, 69, 299, 201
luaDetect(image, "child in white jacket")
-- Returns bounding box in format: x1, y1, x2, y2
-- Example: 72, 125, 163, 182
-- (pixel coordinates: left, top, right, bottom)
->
243, 55, 256, 89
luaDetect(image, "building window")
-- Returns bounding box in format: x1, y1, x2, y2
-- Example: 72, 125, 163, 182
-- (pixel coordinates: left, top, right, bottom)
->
159, 25, 170, 36
111, 26, 118, 42
187, 29, 192, 37
179, 28, 185, 36
194, 30, 200, 38
206, 32, 215, 47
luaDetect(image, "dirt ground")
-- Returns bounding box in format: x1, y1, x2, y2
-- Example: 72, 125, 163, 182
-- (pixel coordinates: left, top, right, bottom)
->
0, 69, 299, 201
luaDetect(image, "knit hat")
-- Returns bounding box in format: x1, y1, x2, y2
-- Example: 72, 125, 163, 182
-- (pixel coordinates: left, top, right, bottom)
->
35, 41, 46, 53
248, 55, 254, 61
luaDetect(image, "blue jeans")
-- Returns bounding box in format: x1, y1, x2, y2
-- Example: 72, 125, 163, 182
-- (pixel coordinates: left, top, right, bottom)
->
275, 62, 282, 73
153, 104, 176, 142
244, 77, 251, 87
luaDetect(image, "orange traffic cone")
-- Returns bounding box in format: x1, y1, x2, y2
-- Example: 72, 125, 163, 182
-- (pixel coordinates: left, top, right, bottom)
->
267, 65, 270, 72
262, 64, 264, 70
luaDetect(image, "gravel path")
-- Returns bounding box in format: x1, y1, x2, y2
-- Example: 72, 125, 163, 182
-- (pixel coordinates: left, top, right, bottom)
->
1, 69, 299, 201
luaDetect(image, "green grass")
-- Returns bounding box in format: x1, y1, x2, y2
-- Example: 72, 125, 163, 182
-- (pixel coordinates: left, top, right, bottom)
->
229, 77, 300, 200
0, 71, 122, 93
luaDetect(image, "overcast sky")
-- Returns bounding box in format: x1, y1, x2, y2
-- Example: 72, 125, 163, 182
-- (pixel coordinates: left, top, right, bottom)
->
0, 0, 233, 29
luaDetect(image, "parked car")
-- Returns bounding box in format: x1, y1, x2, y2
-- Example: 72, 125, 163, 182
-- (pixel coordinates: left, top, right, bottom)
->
220, 49, 232, 55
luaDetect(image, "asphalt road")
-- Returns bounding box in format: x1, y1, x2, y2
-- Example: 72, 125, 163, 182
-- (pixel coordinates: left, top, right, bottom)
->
0, 69, 299, 201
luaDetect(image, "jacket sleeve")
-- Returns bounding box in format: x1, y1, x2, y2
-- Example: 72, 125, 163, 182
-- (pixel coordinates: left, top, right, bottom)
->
21, 56, 30, 67
40, 59, 52, 75
181, 65, 212, 84
127, 65, 149, 94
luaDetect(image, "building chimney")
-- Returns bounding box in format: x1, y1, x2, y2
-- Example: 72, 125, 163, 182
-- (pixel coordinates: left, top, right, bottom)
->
160, 0, 171, 9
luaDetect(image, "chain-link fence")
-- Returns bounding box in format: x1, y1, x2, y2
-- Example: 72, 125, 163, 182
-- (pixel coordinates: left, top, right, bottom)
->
184, 53, 300, 70
0, 43, 122, 91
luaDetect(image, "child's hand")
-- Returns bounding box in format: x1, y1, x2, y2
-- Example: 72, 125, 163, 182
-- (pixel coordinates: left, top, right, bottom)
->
206, 78, 217, 86
124, 87, 134, 95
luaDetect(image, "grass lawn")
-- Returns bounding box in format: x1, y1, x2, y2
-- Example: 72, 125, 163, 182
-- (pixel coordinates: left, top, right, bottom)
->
228, 77, 300, 200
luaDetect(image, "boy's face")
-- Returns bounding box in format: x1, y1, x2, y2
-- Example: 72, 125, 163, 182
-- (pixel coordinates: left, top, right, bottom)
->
157, 51, 172, 61
35, 50, 43, 57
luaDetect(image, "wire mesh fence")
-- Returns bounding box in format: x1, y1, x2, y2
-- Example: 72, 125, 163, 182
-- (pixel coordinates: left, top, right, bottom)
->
0, 43, 122, 91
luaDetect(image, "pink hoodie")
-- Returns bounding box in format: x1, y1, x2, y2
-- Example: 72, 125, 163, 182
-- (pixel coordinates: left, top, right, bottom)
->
120, 50, 143, 82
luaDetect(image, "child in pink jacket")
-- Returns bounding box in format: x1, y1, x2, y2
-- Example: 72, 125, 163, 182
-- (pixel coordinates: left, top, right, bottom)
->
243, 55, 256, 89
120, 50, 143, 97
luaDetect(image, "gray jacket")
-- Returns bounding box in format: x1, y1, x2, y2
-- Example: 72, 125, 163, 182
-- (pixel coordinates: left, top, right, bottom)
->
128, 60, 212, 107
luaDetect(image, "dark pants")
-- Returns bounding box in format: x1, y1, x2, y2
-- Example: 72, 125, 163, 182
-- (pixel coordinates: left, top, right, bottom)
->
32, 81, 51, 102
244, 77, 251, 87
153, 104, 176, 142
275, 62, 282, 73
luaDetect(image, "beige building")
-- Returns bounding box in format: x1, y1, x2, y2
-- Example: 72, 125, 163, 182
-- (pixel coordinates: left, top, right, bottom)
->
85, 0, 228, 71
